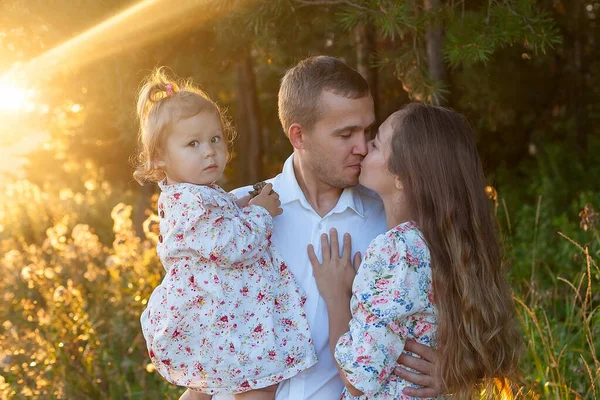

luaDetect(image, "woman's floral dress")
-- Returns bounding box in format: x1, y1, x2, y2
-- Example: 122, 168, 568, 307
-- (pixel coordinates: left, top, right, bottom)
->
141, 182, 317, 394
335, 221, 442, 399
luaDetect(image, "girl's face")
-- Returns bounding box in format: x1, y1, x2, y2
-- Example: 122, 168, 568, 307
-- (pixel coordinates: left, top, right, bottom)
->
158, 110, 227, 185
359, 114, 399, 197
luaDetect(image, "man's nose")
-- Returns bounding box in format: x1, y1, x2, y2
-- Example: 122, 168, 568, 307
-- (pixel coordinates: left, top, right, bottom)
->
352, 135, 368, 156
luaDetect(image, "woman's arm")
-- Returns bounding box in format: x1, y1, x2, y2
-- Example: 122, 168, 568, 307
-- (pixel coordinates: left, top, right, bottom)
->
324, 293, 364, 397
308, 229, 364, 396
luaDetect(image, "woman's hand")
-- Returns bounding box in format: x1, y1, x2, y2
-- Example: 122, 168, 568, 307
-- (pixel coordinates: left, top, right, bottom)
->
307, 228, 360, 303
394, 340, 444, 398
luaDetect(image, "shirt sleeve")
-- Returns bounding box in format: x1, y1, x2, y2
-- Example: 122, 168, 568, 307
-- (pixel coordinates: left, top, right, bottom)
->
166, 187, 274, 267
333, 233, 421, 394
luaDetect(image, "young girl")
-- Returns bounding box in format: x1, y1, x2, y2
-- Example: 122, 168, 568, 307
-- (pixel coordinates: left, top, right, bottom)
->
134, 68, 317, 399
309, 103, 521, 399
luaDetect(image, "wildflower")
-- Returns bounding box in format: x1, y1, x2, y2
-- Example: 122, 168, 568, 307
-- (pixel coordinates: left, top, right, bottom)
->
579, 203, 599, 232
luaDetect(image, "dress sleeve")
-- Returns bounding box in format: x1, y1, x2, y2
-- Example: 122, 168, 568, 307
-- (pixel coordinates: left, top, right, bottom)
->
166, 187, 274, 267
333, 234, 422, 394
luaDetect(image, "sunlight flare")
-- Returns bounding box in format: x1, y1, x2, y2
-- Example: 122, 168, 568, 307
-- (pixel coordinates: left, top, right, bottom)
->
6, 0, 250, 82
0, 79, 32, 111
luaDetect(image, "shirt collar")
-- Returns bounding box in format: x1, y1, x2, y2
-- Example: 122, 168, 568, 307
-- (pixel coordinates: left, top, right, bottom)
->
277, 154, 364, 218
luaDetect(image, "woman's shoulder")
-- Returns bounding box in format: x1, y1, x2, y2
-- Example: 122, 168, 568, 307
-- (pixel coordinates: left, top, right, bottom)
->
366, 222, 428, 259
387, 221, 425, 246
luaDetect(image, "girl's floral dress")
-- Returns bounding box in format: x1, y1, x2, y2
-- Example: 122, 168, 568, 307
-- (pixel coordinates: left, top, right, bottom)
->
141, 182, 317, 394
335, 221, 442, 399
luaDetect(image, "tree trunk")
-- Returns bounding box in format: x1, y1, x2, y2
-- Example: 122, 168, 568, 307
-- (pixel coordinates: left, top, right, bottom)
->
235, 48, 263, 186
573, 0, 588, 159
424, 0, 446, 105
354, 21, 380, 122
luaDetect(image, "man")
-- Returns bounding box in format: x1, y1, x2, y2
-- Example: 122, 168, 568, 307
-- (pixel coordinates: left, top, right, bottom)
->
183, 56, 441, 400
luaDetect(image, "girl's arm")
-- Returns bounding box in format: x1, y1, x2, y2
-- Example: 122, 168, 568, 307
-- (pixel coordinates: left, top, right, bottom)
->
168, 188, 274, 266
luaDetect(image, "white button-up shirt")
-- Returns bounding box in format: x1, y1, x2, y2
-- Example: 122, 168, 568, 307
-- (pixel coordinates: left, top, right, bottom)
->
218, 154, 386, 400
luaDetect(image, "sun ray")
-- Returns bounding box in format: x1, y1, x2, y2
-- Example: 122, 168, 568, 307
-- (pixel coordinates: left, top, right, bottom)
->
2, 0, 250, 83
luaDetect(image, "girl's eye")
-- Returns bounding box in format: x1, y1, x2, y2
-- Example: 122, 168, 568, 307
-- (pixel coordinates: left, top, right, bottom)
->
211, 136, 221, 144
188, 140, 199, 147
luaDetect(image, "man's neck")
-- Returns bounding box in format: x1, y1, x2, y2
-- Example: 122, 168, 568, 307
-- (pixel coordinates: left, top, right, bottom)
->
293, 155, 344, 218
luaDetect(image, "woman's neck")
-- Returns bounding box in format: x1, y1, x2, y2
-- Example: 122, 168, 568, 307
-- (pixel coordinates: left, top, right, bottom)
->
380, 193, 411, 230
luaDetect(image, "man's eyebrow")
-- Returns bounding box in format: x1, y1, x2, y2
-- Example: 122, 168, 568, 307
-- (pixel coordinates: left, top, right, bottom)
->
332, 125, 362, 134
332, 122, 377, 134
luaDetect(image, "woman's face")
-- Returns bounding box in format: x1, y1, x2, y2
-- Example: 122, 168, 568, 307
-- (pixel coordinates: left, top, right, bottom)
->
359, 114, 399, 197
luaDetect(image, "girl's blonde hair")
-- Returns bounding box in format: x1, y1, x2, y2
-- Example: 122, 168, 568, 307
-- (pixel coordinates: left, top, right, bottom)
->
133, 67, 235, 185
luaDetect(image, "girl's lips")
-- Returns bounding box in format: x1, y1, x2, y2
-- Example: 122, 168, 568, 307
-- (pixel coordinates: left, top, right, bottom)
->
204, 165, 217, 171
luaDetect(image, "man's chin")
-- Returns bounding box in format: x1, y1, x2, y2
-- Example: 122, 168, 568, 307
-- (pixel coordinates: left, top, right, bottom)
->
343, 176, 360, 188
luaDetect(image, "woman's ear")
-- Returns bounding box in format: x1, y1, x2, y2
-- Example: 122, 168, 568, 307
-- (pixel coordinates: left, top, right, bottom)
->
395, 176, 403, 191
288, 123, 305, 150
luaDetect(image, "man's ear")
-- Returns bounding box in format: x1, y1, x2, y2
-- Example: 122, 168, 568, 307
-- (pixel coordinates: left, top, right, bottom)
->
288, 123, 305, 150
395, 176, 404, 191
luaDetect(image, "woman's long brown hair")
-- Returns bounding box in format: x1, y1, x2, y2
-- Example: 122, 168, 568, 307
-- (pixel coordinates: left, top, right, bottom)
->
388, 103, 521, 398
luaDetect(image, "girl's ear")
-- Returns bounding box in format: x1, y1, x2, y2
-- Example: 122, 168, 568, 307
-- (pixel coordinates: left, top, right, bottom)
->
395, 176, 404, 191
154, 151, 167, 169
288, 123, 305, 150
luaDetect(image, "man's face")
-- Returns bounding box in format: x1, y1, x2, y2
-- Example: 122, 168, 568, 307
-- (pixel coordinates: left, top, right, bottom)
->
302, 90, 375, 189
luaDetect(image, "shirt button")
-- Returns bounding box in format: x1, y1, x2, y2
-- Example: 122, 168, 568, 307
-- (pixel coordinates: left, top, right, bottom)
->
318, 223, 322, 229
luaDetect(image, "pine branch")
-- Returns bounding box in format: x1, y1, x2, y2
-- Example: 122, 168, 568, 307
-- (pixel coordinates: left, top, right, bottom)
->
292, 0, 369, 11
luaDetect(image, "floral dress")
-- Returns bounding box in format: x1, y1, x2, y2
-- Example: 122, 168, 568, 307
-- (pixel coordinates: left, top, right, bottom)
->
140, 182, 317, 394
334, 221, 442, 399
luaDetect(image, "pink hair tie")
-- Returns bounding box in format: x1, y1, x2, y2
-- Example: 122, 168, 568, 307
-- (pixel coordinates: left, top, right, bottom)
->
165, 83, 174, 97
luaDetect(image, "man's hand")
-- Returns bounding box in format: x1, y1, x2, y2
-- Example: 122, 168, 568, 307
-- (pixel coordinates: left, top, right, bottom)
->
394, 340, 444, 398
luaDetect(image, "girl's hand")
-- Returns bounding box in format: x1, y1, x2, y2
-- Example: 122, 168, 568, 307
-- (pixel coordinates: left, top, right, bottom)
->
307, 228, 361, 303
249, 183, 282, 217
235, 194, 252, 208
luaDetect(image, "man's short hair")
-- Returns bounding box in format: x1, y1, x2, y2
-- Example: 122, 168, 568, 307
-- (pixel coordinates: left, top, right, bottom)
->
278, 56, 370, 135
